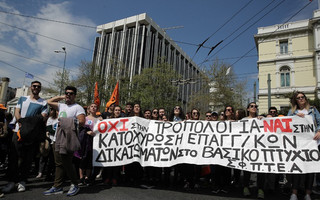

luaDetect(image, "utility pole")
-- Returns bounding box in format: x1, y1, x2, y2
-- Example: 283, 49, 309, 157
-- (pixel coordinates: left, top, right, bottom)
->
254, 81, 256, 103
267, 74, 271, 110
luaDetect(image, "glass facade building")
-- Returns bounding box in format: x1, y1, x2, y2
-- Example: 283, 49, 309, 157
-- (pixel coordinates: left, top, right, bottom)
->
93, 13, 204, 109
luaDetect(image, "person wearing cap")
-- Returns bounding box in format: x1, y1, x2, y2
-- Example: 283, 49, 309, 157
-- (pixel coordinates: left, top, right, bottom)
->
3, 81, 48, 194
211, 111, 218, 121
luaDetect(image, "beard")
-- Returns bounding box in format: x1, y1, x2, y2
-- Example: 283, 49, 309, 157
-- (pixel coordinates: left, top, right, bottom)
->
31, 89, 40, 96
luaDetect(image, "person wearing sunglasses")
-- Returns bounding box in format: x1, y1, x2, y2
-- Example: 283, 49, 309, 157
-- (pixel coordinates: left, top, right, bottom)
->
212, 106, 234, 195
44, 86, 85, 196
169, 106, 185, 122
241, 102, 265, 199
287, 91, 320, 200
181, 108, 201, 190
222, 106, 235, 121
211, 111, 219, 121
3, 81, 48, 195
268, 107, 278, 117
165, 106, 185, 187
205, 111, 213, 121
151, 108, 159, 120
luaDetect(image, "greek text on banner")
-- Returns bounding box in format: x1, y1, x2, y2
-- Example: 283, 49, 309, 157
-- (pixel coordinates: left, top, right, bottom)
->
92, 116, 320, 174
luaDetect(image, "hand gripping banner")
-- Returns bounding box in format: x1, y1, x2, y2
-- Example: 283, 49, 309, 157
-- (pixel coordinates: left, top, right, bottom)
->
93, 116, 320, 174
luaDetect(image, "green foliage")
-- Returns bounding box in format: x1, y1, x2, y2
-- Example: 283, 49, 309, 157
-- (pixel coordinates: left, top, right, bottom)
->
309, 97, 320, 111
72, 61, 106, 107
50, 69, 72, 95
188, 59, 247, 112
130, 60, 180, 111
187, 73, 211, 113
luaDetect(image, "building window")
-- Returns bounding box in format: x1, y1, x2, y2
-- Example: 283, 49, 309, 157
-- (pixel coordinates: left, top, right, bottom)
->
280, 40, 288, 55
280, 66, 290, 87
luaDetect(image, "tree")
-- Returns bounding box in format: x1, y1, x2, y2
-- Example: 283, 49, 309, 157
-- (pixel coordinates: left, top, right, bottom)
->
49, 69, 72, 95
130, 60, 180, 111
188, 59, 247, 113
72, 61, 106, 107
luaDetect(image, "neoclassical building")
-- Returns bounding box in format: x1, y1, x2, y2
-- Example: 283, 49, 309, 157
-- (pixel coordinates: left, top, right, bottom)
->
254, 9, 320, 114
92, 13, 203, 109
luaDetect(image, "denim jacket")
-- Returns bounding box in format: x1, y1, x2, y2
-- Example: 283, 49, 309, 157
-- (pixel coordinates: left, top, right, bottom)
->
287, 106, 320, 132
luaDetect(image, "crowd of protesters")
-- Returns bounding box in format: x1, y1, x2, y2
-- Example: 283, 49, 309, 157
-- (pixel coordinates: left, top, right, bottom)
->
0, 81, 320, 200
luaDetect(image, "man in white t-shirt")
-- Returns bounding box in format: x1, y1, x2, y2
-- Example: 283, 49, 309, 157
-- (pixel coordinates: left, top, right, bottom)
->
3, 81, 48, 194
44, 86, 85, 197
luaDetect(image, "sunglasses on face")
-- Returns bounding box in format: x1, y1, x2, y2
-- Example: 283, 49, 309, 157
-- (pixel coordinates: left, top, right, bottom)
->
65, 92, 75, 95
153, 111, 158, 114
296, 96, 305, 100
32, 85, 41, 89
250, 105, 258, 108
226, 109, 232, 112
206, 115, 211, 117
192, 112, 199, 115
270, 111, 276, 114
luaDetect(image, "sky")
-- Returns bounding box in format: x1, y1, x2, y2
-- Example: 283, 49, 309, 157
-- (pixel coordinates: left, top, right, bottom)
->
0, 0, 318, 101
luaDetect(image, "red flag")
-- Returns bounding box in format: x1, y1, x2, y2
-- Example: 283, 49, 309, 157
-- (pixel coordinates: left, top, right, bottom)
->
94, 82, 100, 109
105, 81, 119, 111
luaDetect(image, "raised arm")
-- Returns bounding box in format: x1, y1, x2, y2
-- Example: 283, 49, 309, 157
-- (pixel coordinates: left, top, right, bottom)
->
47, 95, 65, 111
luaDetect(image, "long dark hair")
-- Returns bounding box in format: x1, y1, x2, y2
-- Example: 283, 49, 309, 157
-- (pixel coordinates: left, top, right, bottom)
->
49, 108, 58, 119
169, 106, 185, 121
246, 102, 257, 118
191, 108, 200, 120
130, 103, 143, 117
236, 109, 246, 120
111, 105, 122, 118
223, 106, 235, 120
151, 108, 159, 120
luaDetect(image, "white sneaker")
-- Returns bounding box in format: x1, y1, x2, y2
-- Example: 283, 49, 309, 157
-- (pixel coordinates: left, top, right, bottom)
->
36, 172, 42, 179
304, 194, 311, 200
290, 194, 298, 200
17, 182, 25, 192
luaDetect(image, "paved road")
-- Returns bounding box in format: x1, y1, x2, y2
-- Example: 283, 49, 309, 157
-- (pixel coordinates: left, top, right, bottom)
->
0, 176, 292, 200
1, 171, 320, 200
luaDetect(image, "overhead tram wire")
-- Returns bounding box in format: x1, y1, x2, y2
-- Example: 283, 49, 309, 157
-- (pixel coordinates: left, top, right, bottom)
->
0, 10, 212, 52
1, 5, 313, 71
0, 21, 94, 52
0, 10, 96, 29
202, 0, 277, 63
199, 0, 286, 66
0, 60, 55, 86
229, 0, 314, 68
192, 0, 254, 59
0, 49, 78, 73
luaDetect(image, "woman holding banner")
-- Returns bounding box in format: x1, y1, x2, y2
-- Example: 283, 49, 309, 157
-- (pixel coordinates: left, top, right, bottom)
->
181, 108, 200, 190
242, 102, 265, 199
126, 103, 144, 186
101, 105, 122, 187
212, 106, 234, 194
287, 91, 320, 200
166, 106, 185, 188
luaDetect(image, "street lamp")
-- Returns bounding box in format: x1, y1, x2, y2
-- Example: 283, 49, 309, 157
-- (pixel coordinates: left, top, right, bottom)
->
54, 46, 67, 95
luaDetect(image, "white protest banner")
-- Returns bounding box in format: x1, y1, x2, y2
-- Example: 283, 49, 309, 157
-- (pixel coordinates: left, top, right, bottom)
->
92, 116, 320, 174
